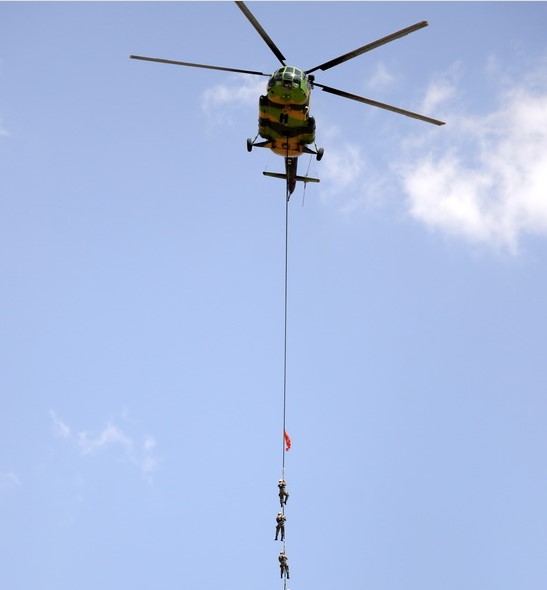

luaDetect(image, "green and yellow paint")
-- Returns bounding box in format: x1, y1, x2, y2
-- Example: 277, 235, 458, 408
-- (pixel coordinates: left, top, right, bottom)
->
257, 66, 316, 157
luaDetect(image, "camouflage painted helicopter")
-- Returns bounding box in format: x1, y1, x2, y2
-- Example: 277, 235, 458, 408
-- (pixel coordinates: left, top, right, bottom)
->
130, 1, 444, 197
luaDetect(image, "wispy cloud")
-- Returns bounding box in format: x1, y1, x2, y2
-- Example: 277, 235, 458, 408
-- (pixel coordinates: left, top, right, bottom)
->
50, 409, 71, 439
316, 123, 390, 213
321, 141, 365, 194
317, 57, 547, 253
0, 471, 21, 491
77, 423, 133, 456
418, 62, 462, 116
364, 62, 396, 92
201, 75, 267, 124
398, 62, 547, 253
49, 411, 161, 478
0, 115, 8, 137
141, 435, 160, 474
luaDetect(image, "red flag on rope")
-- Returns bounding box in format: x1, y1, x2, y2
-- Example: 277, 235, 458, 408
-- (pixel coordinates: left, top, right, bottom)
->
284, 430, 291, 451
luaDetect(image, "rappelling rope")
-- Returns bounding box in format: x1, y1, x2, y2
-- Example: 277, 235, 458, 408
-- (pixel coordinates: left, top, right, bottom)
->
282, 186, 289, 477
279, 172, 291, 590
278, 142, 292, 590
301, 154, 313, 207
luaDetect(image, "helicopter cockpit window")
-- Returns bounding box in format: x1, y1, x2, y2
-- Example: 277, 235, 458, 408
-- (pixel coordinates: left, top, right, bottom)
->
269, 67, 304, 89
282, 67, 295, 80
268, 68, 284, 87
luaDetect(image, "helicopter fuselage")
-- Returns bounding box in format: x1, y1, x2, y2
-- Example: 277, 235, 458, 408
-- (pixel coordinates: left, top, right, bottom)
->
258, 66, 316, 157
130, 0, 444, 196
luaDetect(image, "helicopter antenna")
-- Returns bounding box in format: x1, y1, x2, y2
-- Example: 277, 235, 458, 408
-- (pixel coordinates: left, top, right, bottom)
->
301, 155, 315, 207
235, 1, 287, 66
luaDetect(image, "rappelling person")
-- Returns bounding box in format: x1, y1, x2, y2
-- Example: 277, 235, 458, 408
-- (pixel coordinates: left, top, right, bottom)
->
279, 551, 290, 579
275, 511, 286, 541
278, 479, 289, 506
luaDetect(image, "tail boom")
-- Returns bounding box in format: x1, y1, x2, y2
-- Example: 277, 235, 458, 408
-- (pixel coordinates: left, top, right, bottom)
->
263, 156, 319, 196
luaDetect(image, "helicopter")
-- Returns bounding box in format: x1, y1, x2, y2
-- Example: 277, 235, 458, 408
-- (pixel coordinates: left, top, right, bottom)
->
130, 1, 445, 197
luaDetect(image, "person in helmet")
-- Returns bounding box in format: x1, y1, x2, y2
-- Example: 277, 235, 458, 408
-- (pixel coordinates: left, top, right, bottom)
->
278, 551, 290, 579
278, 479, 289, 506
275, 511, 286, 541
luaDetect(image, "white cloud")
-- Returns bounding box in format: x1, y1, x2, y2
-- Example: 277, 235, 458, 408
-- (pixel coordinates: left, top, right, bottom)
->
321, 141, 365, 193
0, 472, 21, 490
141, 435, 159, 474
420, 62, 461, 115
398, 78, 547, 253
364, 62, 395, 92
50, 409, 71, 439
138, 438, 161, 476
202, 74, 267, 123
143, 435, 156, 452
316, 124, 390, 213
421, 78, 457, 116
50, 411, 161, 477
77, 423, 133, 456
0, 115, 8, 137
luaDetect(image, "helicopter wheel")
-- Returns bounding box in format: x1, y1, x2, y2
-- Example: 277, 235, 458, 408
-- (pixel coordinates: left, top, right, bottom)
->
247, 138, 253, 152
316, 147, 324, 161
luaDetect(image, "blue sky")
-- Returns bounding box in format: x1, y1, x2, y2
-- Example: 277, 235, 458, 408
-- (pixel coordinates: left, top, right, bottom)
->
2, 1, 547, 589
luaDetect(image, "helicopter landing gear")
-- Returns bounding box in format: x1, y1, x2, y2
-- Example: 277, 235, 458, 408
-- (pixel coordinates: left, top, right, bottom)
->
246, 136, 271, 152
302, 143, 325, 160
313, 140, 324, 161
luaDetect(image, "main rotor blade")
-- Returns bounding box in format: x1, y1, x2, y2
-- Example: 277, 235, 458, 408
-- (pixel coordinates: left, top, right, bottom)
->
129, 55, 270, 77
235, 1, 286, 65
315, 82, 445, 126
306, 21, 429, 74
